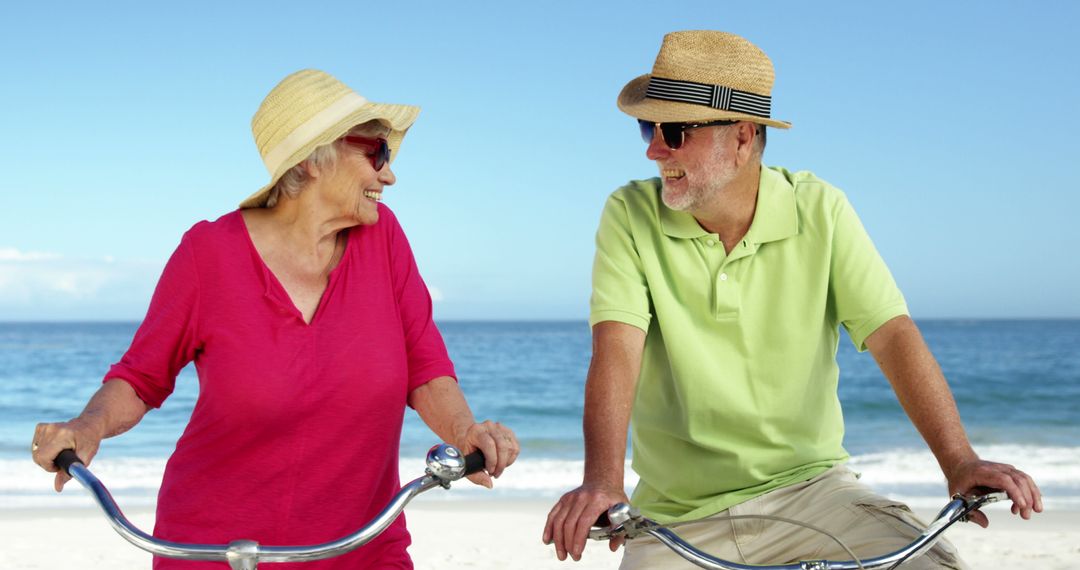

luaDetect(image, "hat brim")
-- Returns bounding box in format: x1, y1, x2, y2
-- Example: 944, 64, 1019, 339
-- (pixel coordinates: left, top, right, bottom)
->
239, 101, 420, 209
617, 75, 791, 129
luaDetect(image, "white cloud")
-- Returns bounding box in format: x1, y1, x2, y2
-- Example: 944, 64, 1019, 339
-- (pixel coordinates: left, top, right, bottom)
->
428, 285, 444, 302
0, 247, 61, 261
0, 247, 162, 319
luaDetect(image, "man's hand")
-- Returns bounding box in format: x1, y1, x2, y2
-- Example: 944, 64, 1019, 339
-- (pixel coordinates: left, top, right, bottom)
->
543, 483, 629, 561
946, 458, 1042, 527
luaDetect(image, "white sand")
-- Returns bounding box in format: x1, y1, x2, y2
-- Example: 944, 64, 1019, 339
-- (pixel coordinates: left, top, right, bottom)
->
1, 500, 1076, 568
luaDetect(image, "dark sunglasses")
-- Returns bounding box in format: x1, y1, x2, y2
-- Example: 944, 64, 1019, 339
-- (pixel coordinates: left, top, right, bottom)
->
341, 136, 390, 171
638, 119, 738, 150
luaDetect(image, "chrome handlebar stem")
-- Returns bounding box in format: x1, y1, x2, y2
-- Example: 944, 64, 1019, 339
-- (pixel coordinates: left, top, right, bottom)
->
65, 443, 474, 570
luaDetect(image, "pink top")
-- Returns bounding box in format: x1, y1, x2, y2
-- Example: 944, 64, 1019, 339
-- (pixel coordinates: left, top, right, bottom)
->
105, 206, 455, 569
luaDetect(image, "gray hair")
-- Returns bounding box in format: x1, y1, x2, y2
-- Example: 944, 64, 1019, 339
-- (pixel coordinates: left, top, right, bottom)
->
265, 120, 391, 208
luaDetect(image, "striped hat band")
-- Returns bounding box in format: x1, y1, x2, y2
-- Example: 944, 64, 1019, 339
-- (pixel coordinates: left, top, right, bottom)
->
645, 76, 772, 119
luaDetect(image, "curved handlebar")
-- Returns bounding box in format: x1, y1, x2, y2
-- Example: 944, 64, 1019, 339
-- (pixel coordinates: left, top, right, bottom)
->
589, 491, 1006, 569
54, 444, 484, 570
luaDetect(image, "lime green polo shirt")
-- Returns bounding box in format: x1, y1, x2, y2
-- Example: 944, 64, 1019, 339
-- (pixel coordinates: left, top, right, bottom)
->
590, 166, 908, 523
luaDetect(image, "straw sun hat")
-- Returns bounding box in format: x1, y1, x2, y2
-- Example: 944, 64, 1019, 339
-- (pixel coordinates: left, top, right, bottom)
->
240, 69, 420, 209
618, 31, 791, 129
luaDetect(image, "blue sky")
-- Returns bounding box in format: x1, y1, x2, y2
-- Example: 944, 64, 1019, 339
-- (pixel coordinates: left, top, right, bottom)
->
1, 1, 1077, 320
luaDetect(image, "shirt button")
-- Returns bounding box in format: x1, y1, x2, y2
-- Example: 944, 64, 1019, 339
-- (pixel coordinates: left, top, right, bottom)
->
720, 273, 728, 281
706, 239, 716, 247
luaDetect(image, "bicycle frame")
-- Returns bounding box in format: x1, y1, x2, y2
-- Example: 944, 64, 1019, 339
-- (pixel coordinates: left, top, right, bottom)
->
589, 491, 1006, 570
55, 444, 484, 570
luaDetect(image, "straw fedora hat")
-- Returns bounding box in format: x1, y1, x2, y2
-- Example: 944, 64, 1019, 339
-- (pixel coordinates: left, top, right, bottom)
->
618, 31, 791, 129
240, 69, 420, 209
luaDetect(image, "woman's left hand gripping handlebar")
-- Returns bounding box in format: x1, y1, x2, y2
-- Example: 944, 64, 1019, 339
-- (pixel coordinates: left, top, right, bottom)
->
456, 420, 520, 488
31, 418, 105, 492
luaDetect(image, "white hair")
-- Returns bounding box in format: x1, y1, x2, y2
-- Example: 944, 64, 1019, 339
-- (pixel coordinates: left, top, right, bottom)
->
265, 120, 391, 208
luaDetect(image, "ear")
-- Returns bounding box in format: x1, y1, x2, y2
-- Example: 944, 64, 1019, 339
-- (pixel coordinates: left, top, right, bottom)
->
300, 160, 323, 180
734, 122, 758, 166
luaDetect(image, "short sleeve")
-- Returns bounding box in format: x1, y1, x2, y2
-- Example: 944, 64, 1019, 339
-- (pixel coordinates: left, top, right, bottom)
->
589, 192, 652, 331
104, 232, 202, 407
384, 209, 456, 395
829, 195, 909, 351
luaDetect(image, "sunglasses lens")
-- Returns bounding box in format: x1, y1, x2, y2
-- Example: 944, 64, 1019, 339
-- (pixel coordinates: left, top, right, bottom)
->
375, 140, 389, 171
659, 123, 684, 149
342, 136, 391, 170
638, 120, 655, 145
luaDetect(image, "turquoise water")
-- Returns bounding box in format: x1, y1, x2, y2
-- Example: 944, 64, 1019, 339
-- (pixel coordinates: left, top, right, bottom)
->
1, 320, 1077, 508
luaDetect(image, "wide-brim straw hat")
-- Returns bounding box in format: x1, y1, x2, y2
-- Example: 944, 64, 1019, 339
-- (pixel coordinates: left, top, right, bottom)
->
240, 69, 420, 209
618, 31, 791, 129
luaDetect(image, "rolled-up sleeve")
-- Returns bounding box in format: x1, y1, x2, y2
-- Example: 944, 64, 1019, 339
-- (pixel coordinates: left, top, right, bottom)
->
104, 232, 202, 408
385, 211, 456, 395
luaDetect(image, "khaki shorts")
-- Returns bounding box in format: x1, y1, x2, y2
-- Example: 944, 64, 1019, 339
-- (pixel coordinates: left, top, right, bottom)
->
620, 465, 966, 569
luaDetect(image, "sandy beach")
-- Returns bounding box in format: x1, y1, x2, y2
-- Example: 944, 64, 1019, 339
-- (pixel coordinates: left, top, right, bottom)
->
2, 499, 1076, 568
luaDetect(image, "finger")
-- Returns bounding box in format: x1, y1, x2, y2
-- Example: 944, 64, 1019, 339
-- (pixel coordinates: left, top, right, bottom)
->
474, 423, 500, 477
1008, 470, 1035, 519
979, 468, 1027, 513
465, 471, 493, 489
565, 497, 608, 561
1017, 470, 1042, 516
31, 424, 50, 470
494, 428, 517, 478
1024, 471, 1044, 513
1005, 469, 1034, 518
556, 495, 590, 561
564, 499, 596, 562
543, 500, 564, 544
572, 502, 612, 561
53, 471, 71, 493
609, 535, 625, 552
33, 425, 72, 473
550, 498, 571, 561
1001, 467, 1035, 517
967, 509, 989, 528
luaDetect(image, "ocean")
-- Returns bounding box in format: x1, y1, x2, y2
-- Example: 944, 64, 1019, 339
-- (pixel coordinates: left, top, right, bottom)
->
1, 320, 1077, 511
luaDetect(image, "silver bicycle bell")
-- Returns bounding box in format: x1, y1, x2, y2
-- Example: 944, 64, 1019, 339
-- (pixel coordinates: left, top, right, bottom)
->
426, 443, 467, 482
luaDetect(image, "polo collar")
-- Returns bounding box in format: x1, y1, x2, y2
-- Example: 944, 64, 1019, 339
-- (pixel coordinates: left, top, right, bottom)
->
659, 166, 798, 244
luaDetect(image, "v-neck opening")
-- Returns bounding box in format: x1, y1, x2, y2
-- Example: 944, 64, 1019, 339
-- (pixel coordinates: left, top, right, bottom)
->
236, 211, 351, 327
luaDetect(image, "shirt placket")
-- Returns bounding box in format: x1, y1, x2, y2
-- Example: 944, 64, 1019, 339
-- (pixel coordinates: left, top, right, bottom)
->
713, 238, 758, 319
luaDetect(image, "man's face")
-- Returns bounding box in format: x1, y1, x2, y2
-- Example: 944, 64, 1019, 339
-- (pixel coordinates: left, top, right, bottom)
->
646, 123, 739, 213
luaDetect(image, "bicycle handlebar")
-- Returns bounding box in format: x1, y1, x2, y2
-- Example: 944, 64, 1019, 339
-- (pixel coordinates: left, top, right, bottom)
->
589, 491, 1007, 569
55, 444, 485, 570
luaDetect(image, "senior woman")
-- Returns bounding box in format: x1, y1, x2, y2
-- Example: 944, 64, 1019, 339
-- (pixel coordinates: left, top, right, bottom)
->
30, 69, 519, 568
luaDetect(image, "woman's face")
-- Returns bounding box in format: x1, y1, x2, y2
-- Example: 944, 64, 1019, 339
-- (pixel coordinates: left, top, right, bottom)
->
320, 125, 396, 226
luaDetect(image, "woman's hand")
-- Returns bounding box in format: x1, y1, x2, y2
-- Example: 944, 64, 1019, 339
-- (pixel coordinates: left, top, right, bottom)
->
409, 377, 521, 488
31, 417, 106, 492
454, 420, 519, 488
30, 379, 150, 492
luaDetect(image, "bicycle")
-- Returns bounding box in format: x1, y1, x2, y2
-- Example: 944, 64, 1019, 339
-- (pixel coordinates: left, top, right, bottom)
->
587, 490, 1007, 570
53, 443, 484, 570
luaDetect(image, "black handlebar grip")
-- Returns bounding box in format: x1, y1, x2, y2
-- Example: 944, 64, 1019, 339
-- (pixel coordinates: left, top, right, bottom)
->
55, 449, 84, 476
594, 512, 611, 527
463, 451, 486, 475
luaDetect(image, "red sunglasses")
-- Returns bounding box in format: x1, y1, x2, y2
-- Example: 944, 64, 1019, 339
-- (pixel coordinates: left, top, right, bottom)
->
341, 136, 390, 171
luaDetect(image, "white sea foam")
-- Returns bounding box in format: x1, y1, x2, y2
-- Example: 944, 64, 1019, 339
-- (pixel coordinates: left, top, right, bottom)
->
5, 444, 1078, 510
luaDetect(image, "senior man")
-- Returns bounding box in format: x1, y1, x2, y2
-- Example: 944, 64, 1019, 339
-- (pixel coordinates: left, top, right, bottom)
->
543, 31, 1041, 569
